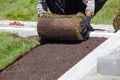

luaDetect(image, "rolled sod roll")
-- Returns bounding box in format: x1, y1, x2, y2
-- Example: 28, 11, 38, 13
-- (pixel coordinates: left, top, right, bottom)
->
113, 11, 120, 32
37, 13, 85, 41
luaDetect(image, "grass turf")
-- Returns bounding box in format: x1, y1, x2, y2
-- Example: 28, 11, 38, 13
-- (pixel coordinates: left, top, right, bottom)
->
0, 0, 38, 21
0, 0, 119, 24
0, 32, 39, 70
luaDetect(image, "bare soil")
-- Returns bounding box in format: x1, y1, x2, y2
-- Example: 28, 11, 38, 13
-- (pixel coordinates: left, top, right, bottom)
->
0, 37, 106, 80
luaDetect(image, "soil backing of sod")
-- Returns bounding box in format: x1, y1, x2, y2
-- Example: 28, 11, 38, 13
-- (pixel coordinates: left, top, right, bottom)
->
37, 13, 84, 41
0, 37, 106, 80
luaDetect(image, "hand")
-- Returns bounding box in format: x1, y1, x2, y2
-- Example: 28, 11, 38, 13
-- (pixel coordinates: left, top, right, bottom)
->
38, 11, 47, 17
81, 16, 94, 38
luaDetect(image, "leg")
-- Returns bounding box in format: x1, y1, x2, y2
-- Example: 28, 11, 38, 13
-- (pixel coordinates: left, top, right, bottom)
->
94, 0, 107, 15
46, 0, 66, 15
65, 0, 86, 15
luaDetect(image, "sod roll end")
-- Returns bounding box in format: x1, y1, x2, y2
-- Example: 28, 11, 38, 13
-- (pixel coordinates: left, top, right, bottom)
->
113, 11, 120, 32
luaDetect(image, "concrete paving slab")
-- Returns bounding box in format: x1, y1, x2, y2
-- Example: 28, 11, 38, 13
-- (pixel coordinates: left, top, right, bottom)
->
91, 24, 115, 33
0, 20, 37, 28
58, 30, 120, 80
89, 32, 114, 38
0, 27, 38, 37
84, 76, 120, 80
97, 55, 120, 76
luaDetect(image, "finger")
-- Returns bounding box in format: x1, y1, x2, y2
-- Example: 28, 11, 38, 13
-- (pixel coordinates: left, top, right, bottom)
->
81, 26, 88, 36
87, 24, 94, 31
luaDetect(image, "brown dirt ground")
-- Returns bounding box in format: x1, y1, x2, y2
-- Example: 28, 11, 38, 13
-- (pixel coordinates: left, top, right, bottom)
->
0, 37, 106, 80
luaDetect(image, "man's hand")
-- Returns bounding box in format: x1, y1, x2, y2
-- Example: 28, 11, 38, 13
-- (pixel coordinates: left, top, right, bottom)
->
81, 16, 94, 38
38, 11, 47, 17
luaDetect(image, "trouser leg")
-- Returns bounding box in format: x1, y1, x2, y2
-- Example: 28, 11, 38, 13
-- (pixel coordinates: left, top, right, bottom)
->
46, 0, 86, 15
94, 0, 107, 15
65, 0, 86, 15
46, 0, 65, 15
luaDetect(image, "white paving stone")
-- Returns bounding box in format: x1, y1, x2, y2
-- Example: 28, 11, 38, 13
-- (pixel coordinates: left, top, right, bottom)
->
84, 76, 120, 80
0, 27, 38, 37
0, 20, 37, 28
97, 55, 120, 76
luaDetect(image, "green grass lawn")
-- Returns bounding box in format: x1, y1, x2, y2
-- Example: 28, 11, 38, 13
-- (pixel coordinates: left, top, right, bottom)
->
91, 0, 120, 24
0, 0, 38, 21
0, 0, 119, 24
0, 32, 39, 70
